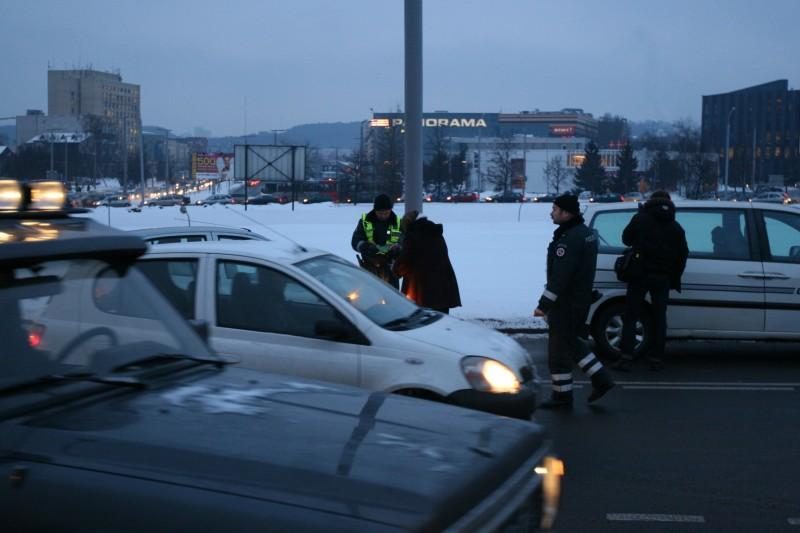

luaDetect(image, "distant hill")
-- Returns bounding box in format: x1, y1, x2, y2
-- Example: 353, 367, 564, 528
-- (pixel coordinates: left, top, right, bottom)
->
207, 121, 361, 152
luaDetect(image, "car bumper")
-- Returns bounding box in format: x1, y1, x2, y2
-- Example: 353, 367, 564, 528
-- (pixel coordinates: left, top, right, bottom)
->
447, 382, 538, 420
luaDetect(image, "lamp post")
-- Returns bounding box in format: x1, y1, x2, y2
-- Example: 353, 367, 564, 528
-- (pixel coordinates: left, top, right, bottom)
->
724, 106, 736, 192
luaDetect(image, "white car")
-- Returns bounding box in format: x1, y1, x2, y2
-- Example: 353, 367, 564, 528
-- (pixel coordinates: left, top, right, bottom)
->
585, 201, 800, 359
130, 226, 269, 245
137, 241, 539, 418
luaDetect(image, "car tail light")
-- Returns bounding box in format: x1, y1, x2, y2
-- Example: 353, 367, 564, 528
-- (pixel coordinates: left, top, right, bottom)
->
28, 323, 46, 348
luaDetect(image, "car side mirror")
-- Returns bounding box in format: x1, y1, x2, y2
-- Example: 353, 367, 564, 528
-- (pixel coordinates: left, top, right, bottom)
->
314, 319, 350, 341
179, 205, 187, 214
188, 319, 210, 344
790, 245, 800, 258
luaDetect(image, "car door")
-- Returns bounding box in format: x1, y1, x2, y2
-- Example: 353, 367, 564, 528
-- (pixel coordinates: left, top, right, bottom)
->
758, 208, 800, 335
669, 207, 765, 335
209, 257, 361, 385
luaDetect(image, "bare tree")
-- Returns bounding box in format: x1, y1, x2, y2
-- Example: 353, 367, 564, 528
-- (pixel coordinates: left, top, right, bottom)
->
544, 156, 569, 194
487, 135, 515, 192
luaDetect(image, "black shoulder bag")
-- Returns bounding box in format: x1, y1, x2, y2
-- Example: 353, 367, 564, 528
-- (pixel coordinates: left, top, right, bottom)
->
614, 247, 643, 283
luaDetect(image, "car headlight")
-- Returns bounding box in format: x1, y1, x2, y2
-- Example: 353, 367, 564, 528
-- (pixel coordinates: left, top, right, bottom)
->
461, 356, 521, 393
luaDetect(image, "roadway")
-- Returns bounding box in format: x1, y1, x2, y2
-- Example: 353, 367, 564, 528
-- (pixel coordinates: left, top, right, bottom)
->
517, 336, 800, 532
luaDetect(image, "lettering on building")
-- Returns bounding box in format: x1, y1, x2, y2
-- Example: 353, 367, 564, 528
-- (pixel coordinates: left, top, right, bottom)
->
373, 118, 488, 128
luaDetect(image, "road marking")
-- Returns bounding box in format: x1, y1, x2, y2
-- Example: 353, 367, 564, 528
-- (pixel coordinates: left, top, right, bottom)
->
623, 385, 795, 391
789, 517, 800, 525
607, 513, 705, 523
551, 380, 799, 392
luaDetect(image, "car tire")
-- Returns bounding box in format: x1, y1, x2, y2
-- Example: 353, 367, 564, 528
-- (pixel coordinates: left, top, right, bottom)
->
591, 300, 652, 361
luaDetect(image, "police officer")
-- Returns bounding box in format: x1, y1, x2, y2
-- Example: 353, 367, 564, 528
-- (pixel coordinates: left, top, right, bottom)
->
534, 193, 615, 408
351, 193, 403, 288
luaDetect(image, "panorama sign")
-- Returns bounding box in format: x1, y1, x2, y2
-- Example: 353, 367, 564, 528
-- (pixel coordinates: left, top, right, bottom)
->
372, 117, 488, 128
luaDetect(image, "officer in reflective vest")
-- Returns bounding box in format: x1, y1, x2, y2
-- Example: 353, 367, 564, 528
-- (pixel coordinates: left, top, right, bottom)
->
534, 193, 615, 409
351, 193, 403, 288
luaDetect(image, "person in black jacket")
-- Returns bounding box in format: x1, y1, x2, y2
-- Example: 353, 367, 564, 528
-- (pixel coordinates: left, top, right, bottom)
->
393, 211, 461, 313
613, 190, 689, 372
351, 194, 403, 288
534, 194, 615, 408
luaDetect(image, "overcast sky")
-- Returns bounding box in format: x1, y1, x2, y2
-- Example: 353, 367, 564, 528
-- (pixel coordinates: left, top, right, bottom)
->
2, 0, 799, 137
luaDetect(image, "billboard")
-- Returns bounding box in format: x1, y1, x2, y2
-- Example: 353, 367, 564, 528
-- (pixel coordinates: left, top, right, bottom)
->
192, 152, 234, 181
233, 145, 306, 182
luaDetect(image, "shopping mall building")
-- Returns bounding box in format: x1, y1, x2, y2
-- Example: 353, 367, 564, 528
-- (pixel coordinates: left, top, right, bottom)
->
365, 109, 626, 193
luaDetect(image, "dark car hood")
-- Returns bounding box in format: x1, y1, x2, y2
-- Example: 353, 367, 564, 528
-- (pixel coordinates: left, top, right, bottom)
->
6, 367, 546, 530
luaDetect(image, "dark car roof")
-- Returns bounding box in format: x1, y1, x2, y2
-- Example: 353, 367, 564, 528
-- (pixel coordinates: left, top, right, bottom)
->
0, 215, 147, 267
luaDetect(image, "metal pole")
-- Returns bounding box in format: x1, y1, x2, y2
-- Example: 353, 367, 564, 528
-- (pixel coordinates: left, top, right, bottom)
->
291, 146, 296, 212
244, 142, 249, 212
64, 139, 69, 186
751, 127, 756, 187
404, 0, 423, 214
50, 135, 55, 174
724, 106, 735, 192
164, 130, 170, 187
138, 119, 146, 207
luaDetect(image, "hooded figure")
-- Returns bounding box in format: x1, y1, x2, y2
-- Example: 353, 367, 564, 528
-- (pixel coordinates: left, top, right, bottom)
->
622, 190, 689, 291
393, 211, 461, 313
614, 190, 689, 372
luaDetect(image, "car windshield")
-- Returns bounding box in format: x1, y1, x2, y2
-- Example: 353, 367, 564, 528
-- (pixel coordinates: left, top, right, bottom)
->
0, 258, 215, 389
296, 254, 419, 327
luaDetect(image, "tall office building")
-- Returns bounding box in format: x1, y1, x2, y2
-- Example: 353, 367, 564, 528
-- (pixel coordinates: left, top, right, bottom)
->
48, 68, 141, 154
702, 80, 800, 187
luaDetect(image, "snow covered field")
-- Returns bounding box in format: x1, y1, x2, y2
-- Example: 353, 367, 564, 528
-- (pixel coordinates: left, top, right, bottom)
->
83, 200, 558, 328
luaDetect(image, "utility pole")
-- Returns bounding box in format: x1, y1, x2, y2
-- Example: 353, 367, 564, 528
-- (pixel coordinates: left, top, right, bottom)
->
724, 106, 736, 192
403, 0, 423, 214
64, 136, 69, 188
122, 116, 128, 193
164, 129, 170, 188
138, 118, 145, 207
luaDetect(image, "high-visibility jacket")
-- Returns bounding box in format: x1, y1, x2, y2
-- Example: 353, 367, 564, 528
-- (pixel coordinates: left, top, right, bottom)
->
361, 213, 402, 253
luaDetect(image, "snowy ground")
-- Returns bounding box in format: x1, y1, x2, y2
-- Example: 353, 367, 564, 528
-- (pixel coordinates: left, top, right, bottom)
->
83, 200, 560, 329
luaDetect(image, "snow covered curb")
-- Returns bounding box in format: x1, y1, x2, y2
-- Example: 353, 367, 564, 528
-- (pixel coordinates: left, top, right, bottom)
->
466, 317, 548, 334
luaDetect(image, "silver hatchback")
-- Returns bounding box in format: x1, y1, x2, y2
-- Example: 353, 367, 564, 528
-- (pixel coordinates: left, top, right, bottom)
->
585, 201, 800, 359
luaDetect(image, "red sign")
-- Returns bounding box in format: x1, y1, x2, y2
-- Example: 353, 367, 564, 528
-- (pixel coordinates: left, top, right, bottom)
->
550, 125, 575, 137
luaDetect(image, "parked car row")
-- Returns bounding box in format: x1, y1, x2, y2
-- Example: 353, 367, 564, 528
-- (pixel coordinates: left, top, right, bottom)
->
0, 180, 562, 531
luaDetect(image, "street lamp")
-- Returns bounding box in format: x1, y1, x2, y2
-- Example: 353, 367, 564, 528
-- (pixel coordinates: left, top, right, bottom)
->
724, 106, 736, 192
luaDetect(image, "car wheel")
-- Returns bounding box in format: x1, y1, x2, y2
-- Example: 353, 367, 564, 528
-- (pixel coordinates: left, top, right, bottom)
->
591, 300, 652, 360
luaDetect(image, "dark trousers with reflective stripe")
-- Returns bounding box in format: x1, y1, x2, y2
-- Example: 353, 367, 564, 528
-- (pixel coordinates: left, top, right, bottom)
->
621, 275, 670, 362
548, 302, 609, 399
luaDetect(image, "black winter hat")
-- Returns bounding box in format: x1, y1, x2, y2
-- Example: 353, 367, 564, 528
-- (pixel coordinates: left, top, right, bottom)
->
554, 193, 580, 215
373, 193, 393, 211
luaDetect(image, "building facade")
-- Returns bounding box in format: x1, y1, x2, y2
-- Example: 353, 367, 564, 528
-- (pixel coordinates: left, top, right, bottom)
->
364, 110, 609, 193
702, 80, 800, 187
48, 68, 142, 155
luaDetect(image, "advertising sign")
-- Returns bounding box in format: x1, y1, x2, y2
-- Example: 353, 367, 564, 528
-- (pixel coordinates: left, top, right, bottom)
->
192, 152, 234, 181
550, 125, 576, 137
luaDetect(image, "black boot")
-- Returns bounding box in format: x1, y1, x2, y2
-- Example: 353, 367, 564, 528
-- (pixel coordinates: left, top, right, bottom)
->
587, 369, 615, 403
539, 392, 573, 410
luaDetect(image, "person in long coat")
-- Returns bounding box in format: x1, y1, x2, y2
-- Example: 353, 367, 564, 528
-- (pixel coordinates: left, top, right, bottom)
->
393, 211, 461, 313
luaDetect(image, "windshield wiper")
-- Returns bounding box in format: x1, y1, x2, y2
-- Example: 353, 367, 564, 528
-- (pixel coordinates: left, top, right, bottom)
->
0, 372, 145, 395
382, 308, 426, 330
110, 352, 230, 373
45, 372, 146, 388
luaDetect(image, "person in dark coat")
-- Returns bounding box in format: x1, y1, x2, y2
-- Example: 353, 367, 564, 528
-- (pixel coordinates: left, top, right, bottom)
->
613, 190, 689, 372
351, 193, 403, 288
393, 211, 461, 313
534, 194, 615, 408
